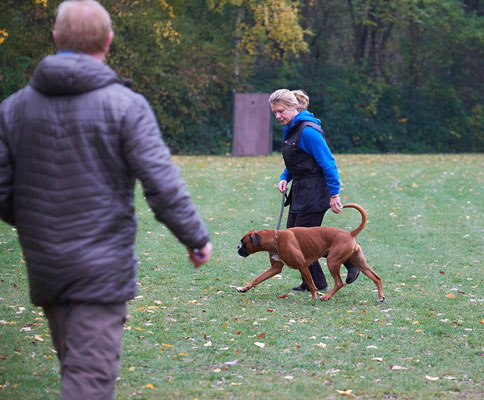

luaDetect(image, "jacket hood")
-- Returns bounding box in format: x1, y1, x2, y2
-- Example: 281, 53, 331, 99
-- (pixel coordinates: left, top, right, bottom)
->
290, 110, 321, 128
30, 53, 121, 96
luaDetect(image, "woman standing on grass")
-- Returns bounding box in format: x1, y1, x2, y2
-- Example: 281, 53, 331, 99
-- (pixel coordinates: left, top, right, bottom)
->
269, 88, 360, 292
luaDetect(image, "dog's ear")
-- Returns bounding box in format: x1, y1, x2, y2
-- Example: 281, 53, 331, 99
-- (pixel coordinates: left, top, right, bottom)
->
249, 233, 261, 247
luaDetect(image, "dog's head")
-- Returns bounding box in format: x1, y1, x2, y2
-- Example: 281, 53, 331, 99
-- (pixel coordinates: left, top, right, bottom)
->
237, 230, 263, 257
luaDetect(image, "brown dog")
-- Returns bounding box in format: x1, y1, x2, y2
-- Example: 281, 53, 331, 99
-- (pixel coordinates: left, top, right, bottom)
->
237, 203, 384, 302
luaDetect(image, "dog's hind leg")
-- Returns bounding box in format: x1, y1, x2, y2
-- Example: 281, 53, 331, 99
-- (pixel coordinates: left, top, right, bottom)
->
237, 259, 284, 293
347, 247, 385, 302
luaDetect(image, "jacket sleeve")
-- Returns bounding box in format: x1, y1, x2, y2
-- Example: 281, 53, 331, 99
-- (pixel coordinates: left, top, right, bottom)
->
0, 104, 15, 226
279, 168, 292, 182
120, 94, 209, 249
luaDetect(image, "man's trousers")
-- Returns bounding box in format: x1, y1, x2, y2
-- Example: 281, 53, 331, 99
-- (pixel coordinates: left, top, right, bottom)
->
43, 302, 126, 400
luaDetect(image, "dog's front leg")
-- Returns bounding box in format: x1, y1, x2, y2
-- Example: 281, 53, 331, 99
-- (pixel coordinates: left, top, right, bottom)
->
237, 259, 283, 293
299, 266, 318, 300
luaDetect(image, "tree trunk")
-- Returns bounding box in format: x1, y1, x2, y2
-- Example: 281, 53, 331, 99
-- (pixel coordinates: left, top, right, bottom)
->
233, 6, 244, 87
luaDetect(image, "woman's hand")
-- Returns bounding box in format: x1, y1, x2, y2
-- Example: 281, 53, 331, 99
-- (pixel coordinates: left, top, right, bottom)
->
330, 194, 343, 214
278, 180, 288, 193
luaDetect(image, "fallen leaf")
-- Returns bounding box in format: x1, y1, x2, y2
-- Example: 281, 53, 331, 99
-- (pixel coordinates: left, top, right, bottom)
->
372, 357, 383, 362
336, 389, 357, 397
316, 343, 327, 349
224, 360, 239, 365
254, 342, 265, 349
326, 368, 341, 376
391, 365, 407, 370
267, 309, 275, 312
162, 343, 174, 348
283, 376, 293, 380
145, 383, 155, 389
257, 333, 267, 338
34, 335, 43, 342
445, 293, 456, 298
279, 295, 289, 299
425, 375, 439, 381
231, 382, 242, 386
204, 341, 212, 347
213, 368, 221, 373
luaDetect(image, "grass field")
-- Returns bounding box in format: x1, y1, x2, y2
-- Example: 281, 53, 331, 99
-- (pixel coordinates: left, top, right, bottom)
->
0, 154, 483, 399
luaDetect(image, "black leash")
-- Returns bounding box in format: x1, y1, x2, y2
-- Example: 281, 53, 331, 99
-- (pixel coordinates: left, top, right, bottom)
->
274, 191, 286, 253
276, 191, 286, 231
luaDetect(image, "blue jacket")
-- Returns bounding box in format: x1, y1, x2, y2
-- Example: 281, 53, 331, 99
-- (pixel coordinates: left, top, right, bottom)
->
279, 110, 340, 195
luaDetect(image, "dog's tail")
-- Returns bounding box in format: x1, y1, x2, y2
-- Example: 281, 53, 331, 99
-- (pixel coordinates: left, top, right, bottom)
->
343, 203, 367, 237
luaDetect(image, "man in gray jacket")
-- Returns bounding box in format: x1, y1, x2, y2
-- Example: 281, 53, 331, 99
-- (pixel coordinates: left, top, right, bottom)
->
0, 1, 212, 398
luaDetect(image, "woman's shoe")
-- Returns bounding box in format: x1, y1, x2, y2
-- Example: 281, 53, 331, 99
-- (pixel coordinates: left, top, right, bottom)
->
292, 283, 308, 292
292, 282, 328, 291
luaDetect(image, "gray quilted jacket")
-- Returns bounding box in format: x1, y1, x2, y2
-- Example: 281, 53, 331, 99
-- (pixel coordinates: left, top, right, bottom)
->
0, 53, 210, 306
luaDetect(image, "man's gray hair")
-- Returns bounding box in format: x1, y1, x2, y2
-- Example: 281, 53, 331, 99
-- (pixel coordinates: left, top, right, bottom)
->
54, 0, 112, 54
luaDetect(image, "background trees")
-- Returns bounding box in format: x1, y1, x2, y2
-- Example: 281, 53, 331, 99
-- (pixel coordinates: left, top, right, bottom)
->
1, 0, 482, 153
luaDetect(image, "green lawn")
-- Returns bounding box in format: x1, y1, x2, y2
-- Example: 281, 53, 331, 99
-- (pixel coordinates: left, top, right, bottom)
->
0, 154, 483, 399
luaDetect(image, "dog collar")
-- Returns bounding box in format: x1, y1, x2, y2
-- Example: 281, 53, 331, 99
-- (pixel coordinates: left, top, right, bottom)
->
273, 230, 279, 254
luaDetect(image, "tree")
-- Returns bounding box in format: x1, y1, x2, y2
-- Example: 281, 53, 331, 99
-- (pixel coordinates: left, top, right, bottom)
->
208, 0, 309, 89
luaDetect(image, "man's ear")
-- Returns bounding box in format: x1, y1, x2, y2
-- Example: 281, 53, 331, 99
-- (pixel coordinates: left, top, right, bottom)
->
52, 31, 59, 47
249, 233, 261, 247
104, 31, 114, 53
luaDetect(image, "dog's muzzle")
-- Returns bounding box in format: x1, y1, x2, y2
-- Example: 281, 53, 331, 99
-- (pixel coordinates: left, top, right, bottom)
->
237, 243, 250, 257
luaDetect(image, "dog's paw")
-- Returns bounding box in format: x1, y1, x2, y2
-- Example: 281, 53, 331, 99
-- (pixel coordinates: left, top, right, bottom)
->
319, 294, 331, 301
236, 287, 248, 293
377, 296, 385, 303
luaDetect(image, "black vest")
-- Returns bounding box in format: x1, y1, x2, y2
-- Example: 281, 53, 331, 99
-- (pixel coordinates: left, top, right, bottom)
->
282, 121, 330, 213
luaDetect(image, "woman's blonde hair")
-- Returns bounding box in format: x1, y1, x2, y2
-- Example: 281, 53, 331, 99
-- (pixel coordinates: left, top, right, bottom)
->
269, 89, 309, 111
54, 0, 112, 54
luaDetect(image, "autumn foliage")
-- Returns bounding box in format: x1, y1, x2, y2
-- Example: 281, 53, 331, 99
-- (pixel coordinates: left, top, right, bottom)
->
0, 0, 482, 153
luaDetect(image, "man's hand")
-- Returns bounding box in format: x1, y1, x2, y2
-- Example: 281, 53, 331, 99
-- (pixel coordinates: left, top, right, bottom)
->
188, 242, 213, 268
